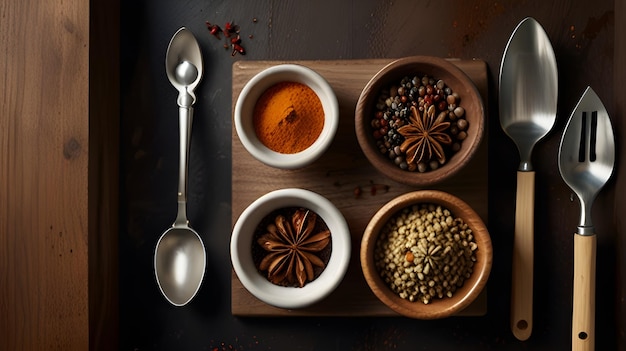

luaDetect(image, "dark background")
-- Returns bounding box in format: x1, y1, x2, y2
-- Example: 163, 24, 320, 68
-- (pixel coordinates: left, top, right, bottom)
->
119, 1, 621, 350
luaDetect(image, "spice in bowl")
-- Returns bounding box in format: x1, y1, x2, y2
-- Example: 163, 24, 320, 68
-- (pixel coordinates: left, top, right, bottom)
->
253, 82, 325, 154
253, 207, 332, 288
374, 203, 477, 304
371, 75, 469, 173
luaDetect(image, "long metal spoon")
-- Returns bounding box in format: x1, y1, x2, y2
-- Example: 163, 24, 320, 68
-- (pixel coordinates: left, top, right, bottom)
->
559, 87, 615, 351
154, 27, 205, 306
499, 17, 558, 340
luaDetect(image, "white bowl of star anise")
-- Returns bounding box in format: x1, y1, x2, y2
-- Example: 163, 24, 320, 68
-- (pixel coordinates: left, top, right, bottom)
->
230, 188, 351, 309
355, 56, 485, 186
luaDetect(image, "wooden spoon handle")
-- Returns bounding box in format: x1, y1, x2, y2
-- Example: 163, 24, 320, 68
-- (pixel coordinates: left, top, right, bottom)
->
511, 171, 534, 340
572, 234, 596, 351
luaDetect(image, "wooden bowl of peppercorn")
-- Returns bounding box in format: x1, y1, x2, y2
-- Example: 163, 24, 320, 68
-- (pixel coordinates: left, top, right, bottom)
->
360, 190, 492, 319
230, 188, 351, 309
355, 56, 485, 186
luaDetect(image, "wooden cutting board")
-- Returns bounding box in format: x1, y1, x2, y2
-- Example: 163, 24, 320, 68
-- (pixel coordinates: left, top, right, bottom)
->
231, 58, 489, 317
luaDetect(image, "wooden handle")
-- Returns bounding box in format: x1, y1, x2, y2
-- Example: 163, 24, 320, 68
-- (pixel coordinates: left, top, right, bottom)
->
572, 234, 596, 351
511, 171, 534, 340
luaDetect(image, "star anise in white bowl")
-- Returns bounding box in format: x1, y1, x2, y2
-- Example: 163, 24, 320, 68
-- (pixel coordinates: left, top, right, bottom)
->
231, 188, 351, 309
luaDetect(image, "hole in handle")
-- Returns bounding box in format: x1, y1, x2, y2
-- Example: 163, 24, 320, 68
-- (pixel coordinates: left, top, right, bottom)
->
578, 331, 588, 340
516, 320, 528, 330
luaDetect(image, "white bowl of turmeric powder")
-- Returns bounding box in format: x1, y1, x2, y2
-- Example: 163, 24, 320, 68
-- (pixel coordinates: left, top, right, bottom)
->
234, 64, 339, 169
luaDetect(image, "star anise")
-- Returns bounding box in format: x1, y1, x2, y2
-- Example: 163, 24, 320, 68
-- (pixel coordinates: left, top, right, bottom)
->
257, 209, 331, 287
397, 105, 452, 166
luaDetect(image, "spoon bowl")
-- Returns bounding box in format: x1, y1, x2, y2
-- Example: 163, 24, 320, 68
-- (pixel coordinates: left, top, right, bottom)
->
165, 28, 203, 94
155, 227, 206, 306
558, 87, 615, 225
499, 18, 558, 170
154, 27, 206, 306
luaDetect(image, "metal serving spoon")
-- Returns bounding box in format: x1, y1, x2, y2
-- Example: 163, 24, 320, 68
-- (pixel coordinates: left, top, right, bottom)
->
559, 87, 615, 351
154, 27, 205, 306
499, 17, 558, 340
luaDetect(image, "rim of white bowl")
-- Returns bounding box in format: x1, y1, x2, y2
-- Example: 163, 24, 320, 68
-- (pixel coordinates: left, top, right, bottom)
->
230, 188, 351, 309
234, 64, 339, 169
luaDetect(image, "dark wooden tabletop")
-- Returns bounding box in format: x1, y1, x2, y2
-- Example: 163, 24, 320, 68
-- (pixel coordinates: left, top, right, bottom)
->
119, 1, 624, 350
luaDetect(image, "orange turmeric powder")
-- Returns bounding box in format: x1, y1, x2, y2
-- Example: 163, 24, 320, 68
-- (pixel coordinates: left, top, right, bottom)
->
253, 82, 324, 154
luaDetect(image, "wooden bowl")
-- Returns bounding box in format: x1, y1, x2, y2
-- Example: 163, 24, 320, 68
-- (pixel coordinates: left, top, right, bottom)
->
360, 190, 492, 319
355, 56, 484, 186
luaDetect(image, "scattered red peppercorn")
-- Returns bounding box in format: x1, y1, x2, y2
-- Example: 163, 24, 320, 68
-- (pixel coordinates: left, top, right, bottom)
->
205, 20, 248, 56
205, 22, 222, 39
232, 43, 245, 56
369, 182, 389, 196
352, 182, 389, 198
224, 22, 233, 37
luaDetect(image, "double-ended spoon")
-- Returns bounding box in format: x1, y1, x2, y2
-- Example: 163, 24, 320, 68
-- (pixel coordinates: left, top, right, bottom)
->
154, 27, 206, 306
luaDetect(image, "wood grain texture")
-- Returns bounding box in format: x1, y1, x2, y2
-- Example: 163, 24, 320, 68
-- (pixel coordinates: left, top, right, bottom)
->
0, 0, 90, 349
511, 171, 535, 340
572, 234, 597, 351
231, 59, 489, 316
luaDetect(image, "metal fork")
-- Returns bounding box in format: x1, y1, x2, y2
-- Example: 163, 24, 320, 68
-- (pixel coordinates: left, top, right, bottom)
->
558, 86, 615, 351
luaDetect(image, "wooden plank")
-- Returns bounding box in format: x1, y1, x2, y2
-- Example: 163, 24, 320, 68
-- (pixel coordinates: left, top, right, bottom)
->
0, 0, 90, 349
231, 59, 489, 316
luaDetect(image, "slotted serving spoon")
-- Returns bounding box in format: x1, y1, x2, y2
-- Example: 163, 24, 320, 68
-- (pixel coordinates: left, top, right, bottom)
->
558, 86, 615, 351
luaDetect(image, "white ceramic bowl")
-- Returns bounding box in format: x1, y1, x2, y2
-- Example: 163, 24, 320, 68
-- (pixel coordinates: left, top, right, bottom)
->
234, 64, 339, 169
230, 188, 351, 309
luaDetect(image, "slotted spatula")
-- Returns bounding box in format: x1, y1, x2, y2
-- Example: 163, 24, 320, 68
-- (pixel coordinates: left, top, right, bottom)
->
558, 86, 615, 351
